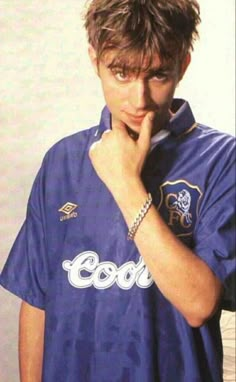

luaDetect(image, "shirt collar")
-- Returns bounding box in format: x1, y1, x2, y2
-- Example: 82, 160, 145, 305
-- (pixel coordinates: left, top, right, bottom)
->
97, 98, 196, 139
167, 98, 196, 137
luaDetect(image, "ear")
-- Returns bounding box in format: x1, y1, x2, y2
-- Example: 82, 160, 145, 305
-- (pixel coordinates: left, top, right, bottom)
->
88, 45, 99, 76
179, 53, 191, 81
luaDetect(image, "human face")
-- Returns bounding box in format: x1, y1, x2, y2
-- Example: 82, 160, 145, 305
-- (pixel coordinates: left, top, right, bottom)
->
89, 48, 190, 136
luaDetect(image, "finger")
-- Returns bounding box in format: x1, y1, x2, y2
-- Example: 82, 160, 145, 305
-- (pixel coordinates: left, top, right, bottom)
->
138, 111, 155, 150
101, 129, 112, 141
99, 129, 111, 141
90, 140, 100, 151
102, 129, 111, 136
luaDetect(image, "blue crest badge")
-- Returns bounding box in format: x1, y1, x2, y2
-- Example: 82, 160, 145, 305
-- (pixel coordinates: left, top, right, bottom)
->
158, 180, 202, 237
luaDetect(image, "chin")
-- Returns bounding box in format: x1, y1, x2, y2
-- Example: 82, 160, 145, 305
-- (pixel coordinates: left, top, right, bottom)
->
112, 113, 142, 138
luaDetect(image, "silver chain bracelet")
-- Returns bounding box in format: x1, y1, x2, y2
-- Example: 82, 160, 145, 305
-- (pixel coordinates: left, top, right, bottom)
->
127, 193, 153, 240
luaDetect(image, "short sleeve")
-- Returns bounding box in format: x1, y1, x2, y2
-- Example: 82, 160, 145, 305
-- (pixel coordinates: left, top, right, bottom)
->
0, 163, 48, 309
194, 150, 236, 311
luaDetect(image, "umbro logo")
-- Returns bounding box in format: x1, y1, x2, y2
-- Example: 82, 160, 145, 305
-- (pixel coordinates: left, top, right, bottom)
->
58, 202, 78, 222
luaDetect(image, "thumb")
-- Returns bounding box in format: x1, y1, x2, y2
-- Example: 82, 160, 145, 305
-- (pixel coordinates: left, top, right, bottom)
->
138, 111, 155, 151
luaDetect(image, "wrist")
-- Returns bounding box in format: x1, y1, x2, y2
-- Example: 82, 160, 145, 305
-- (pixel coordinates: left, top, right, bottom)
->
112, 175, 146, 203
127, 193, 153, 240
111, 176, 151, 229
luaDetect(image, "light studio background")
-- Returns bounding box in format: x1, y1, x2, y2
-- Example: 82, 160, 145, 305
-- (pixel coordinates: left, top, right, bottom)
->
0, 1, 235, 381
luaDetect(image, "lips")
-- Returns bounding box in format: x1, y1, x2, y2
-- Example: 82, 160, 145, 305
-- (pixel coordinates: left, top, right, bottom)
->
124, 111, 146, 121
131, 114, 146, 119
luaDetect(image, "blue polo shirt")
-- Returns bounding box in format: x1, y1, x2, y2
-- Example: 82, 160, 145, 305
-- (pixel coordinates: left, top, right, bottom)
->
1, 99, 235, 382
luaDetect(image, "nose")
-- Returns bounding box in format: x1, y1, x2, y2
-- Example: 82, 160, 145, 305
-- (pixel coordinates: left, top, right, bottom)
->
129, 79, 151, 111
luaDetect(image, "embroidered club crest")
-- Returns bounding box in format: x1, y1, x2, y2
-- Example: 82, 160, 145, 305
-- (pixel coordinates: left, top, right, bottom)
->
158, 180, 202, 237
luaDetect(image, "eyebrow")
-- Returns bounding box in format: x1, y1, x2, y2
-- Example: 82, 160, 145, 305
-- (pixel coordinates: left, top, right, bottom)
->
148, 66, 172, 75
107, 63, 173, 75
107, 63, 136, 71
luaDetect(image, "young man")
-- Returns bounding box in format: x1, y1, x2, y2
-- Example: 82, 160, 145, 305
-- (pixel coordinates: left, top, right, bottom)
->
0, 1, 235, 381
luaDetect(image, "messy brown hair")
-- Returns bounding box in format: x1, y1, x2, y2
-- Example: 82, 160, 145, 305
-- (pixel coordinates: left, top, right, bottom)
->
84, 0, 200, 71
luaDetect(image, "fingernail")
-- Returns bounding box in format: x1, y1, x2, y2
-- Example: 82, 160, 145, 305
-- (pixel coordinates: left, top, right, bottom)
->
147, 111, 155, 121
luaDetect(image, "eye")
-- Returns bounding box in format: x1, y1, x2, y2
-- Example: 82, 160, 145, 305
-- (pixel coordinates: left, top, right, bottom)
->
111, 69, 132, 82
114, 71, 128, 81
152, 72, 169, 82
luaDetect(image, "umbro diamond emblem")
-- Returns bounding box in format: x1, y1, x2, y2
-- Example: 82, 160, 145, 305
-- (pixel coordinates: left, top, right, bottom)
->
58, 202, 78, 222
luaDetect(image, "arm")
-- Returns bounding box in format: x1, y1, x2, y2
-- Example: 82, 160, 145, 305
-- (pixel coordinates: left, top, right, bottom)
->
112, 177, 223, 327
89, 113, 223, 327
19, 301, 45, 382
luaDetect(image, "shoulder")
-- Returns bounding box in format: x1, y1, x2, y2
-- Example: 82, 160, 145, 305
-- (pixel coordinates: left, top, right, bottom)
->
193, 125, 235, 212
197, 125, 235, 170
37, 125, 99, 175
45, 125, 98, 162
194, 124, 235, 147
184, 123, 235, 164
31, 125, 98, 187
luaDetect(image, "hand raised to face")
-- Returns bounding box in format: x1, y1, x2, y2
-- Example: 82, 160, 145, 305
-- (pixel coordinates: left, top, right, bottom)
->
89, 111, 155, 196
